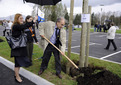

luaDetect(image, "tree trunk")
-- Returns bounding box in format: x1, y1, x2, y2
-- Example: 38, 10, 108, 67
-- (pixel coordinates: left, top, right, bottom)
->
66, 0, 74, 74
85, 6, 91, 67
79, 0, 88, 67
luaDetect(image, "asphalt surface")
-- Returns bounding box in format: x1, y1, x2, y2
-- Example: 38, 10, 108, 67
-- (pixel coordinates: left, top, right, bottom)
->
66, 30, 121, 64
0, 63, 36, 85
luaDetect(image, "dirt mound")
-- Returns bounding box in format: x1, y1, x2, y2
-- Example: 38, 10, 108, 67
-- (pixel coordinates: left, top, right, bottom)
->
77, 70, 121, 85
0, 39, 4, 42
70, 66, 105, 77
61, 61, 121, 85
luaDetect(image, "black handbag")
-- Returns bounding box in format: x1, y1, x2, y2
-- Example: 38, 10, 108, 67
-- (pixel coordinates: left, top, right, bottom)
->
6, 33, 27, 49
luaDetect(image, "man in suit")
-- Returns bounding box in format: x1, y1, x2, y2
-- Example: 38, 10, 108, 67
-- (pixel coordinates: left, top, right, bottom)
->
39, 21, 55, 51
39, 20, 66, 52
38, 17, 66, 79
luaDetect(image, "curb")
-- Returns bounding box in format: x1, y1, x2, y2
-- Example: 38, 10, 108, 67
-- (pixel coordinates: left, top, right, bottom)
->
0, 56, 54, 85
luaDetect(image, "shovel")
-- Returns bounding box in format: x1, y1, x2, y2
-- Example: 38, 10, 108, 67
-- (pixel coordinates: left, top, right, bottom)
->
41, 36, 79, 69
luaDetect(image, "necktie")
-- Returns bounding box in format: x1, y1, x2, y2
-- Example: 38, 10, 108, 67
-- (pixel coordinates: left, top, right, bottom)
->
56, 28, 58, 38
56, 28, 60, 38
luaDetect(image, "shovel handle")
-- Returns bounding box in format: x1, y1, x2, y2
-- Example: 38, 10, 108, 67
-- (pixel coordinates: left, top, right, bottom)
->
43, 36, 79, 69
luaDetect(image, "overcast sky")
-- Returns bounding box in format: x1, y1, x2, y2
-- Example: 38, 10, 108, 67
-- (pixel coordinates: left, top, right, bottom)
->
0, 0, 121, 17
63, 0, 121, 7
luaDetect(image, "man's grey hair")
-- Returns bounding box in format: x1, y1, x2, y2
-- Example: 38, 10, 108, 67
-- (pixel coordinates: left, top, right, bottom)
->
56, 17, 65, 23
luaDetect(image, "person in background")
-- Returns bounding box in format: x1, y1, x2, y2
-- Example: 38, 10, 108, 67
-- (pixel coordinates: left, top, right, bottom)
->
38, 17, 66, 79
11, 13, 36, 83
36, 16, 41, 29
104, 22, 117, 51
102, 23, 107, 33
6, 20, 13, 35
107, 22, 111, 30
94, 22, 98, 32
2, 19, 8, 36
97, 23, 100, 32
24, 15, 38, 62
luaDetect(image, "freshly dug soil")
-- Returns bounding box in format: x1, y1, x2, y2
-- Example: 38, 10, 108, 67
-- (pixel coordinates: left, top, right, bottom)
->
0, 39, 4, 42
77, 70, 121, 85
61, 61, 121, 85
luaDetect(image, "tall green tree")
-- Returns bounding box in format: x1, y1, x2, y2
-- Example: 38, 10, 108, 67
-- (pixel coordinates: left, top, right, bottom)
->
51, 11, 57, 22
38, 3, 67, 21
73, 14, 81, 27
31, 5, 38, 17
64, 12, 69, 22
91, 12, 94, 25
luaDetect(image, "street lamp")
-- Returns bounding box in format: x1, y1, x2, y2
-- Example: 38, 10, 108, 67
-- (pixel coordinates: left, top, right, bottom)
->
100, 4, 104, 24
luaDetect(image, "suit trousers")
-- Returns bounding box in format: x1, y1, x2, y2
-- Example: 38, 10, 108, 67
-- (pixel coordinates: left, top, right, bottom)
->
40, 43, 61, 74
106, 39, 117, 49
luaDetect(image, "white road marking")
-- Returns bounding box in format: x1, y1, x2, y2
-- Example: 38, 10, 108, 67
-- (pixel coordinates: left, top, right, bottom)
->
66, 43, 102, 49
100, 51, 121, 59
90, 32, 99, 35
69, 52, 121, 65
66, 45, 80, 49
101, 59, 121, 65
96, 35, 106, 37
89, 42, 102, 46
89, 43, 96, 45
66, 42, 102, 49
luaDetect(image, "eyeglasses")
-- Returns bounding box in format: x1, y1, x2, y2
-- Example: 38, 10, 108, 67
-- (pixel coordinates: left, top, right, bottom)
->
61, 24, 65, 27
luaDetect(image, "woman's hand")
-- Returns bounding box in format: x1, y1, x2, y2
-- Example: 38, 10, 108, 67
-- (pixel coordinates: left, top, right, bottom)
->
35, 16, 38, 21
33, 16, 38, 22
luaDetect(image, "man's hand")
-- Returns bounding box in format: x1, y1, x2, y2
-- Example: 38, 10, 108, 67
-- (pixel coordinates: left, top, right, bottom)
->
40, 35, 44, 38
36, 42, 39, 44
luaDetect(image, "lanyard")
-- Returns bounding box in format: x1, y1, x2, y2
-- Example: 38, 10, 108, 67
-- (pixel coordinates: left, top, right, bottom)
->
29, 27, 35, 37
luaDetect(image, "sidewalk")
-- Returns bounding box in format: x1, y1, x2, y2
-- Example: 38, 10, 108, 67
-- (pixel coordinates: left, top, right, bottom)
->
0, 56, 54, 85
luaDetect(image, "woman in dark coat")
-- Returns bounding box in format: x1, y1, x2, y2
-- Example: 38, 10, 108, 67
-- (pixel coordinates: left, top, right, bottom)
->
11, 13, 37, 83
24, 15, 38, 62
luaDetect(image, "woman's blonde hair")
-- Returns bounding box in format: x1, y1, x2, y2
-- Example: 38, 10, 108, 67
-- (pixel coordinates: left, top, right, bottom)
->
13, 13, 22, 25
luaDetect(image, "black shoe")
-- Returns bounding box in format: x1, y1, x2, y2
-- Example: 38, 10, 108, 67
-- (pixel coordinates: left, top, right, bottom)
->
56, 74, 62, 79
38, 70, 43, 75
114, 48, 117, 51
14, 75, 23, 80
14, 77, 23, 83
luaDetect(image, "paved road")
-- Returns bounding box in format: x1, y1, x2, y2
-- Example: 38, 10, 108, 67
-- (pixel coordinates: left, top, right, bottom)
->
66, 30, 121, 64
0, 63, 36, 85
0, 25, 121, 64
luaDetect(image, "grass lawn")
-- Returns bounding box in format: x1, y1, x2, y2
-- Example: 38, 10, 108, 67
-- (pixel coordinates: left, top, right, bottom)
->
0, 36, 121, 85
74, 28, 121, 34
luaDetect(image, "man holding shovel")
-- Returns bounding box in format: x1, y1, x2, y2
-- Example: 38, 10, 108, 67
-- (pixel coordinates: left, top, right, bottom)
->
38, 17, 66, 79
